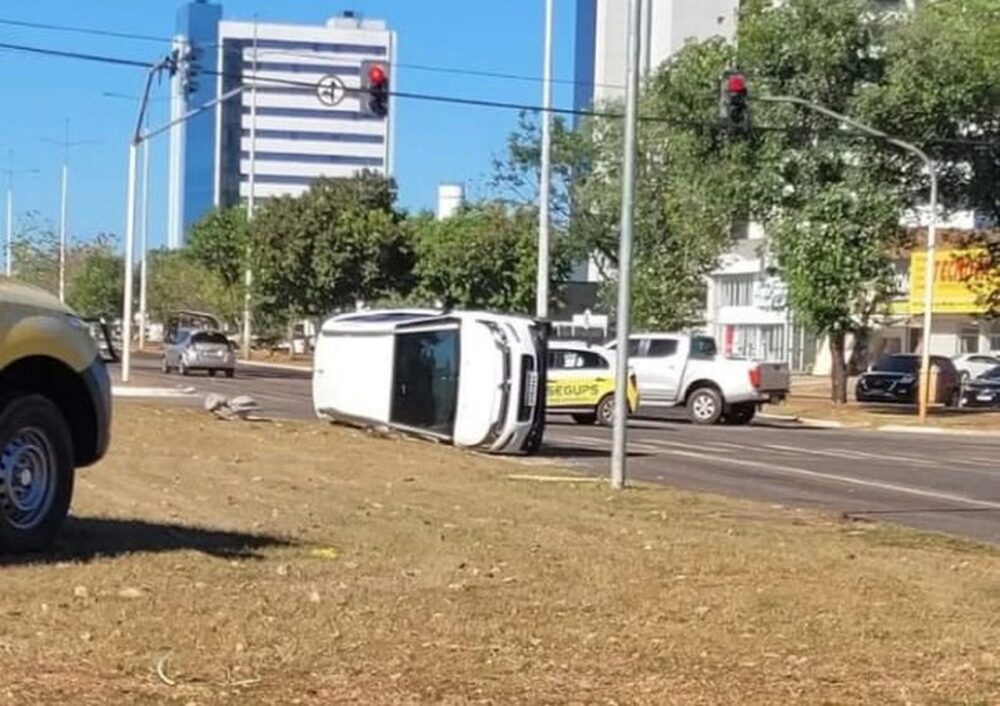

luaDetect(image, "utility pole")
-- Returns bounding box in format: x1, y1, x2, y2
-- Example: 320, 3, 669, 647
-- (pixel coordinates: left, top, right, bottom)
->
138, 111, 151, 349
536, 0, 554, 320
3, 151, 39, 278
241, 17, 259, 360
119, 58, 247, 382
42, 119, 98, 302
610, 0, 643, 489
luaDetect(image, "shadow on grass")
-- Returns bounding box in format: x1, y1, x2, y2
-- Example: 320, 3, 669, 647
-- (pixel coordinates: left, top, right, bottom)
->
539, 444, 653, 459
0, 516, 293, 566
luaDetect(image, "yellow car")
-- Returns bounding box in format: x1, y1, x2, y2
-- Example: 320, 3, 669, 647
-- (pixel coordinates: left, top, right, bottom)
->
547, 342, 639, 426
0, 280, 111, 552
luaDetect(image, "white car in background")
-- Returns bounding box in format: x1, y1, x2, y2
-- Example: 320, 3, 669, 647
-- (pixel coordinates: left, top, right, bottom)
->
312, 309, 547, 454
952, 353, 1000, 383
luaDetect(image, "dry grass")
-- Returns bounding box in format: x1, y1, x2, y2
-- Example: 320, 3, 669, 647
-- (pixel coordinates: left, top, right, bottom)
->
1, 402, 998, 704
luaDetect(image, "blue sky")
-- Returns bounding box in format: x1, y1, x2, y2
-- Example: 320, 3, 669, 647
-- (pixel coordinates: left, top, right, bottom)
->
0, 1, 579, 250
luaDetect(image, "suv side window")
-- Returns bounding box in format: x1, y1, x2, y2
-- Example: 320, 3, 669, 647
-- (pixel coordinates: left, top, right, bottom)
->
578, 350, 609, 370
646, 339, 678, 358
627, 339, 644, 356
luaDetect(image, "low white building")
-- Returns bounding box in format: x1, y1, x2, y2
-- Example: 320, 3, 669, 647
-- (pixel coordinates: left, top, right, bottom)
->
704, 223, 817, 371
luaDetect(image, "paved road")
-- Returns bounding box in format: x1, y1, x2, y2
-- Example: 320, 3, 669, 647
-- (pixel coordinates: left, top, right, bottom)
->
118, 356, 1000, 544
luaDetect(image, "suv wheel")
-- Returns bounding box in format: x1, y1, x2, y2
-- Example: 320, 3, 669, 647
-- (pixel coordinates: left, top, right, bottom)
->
596, 395, 616, 427
687, 387, 724, 425
0, 394, 75, 553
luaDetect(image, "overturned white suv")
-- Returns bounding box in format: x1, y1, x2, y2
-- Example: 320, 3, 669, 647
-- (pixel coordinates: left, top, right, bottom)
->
608, 333, 790, 425
312, 309, 548, 454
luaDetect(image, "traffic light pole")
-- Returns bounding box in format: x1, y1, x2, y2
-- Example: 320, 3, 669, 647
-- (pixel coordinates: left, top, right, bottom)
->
758, 95, 939, 422
610, 0, 643, 490
119, 54, 246, 383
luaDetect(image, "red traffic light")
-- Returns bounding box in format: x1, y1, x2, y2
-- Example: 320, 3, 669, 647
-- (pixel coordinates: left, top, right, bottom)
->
367, 63, 387, 86
727, 74, 747, 93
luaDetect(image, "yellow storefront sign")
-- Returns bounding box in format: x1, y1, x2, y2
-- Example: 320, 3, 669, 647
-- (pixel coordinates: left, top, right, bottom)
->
898, 249, 988, 315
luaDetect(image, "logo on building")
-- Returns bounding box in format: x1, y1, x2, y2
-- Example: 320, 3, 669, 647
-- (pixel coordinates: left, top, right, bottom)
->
752, 277, 788, 311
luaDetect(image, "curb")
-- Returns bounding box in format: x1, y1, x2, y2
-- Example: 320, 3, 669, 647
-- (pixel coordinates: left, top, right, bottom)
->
239, 360, 313, 373
113, 386, 198, 398
877, 424, 1000, 439
758, 413, 853, 430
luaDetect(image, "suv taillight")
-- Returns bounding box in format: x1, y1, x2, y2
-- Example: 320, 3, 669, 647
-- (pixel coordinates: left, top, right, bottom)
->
749, 366, 761, 390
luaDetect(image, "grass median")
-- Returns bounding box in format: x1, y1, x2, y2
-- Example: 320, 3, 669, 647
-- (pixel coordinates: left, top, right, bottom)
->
1, 402, 997, 704
770, 396, 1000, 431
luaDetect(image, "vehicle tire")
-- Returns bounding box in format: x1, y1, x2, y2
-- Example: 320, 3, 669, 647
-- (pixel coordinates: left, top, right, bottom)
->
225, 369, 235, 379
596, 394, 616, 427
687, 386, 724, 425
571, 413, 597, 425
725, 403, 756, 426
161, 357, 170, 374
947, 389, 961, 408
179, 361, 190, 377
0, 394, 75, 553
208, 369, 217, 378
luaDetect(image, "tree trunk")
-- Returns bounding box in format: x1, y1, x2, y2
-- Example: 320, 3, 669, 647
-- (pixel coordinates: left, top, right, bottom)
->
829, 331, 848, 404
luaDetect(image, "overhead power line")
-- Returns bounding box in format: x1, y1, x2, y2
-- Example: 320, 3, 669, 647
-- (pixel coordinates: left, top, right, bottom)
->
0, 40, 149, 68
1, 38, 997, 151
0, 17, 169, 44
0, 14, 628, 91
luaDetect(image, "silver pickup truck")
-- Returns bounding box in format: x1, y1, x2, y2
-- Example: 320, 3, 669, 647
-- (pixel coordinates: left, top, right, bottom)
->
608, 333, 790, 425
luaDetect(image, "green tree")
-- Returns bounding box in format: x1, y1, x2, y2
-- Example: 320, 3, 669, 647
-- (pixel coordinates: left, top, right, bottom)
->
187, 205, 250, 290
735, 0, 907, 401
410, 203, 570, 313
67, 248, 124, 317
856, 0, 1000, 316
250, 173, 413, 322
146, 249, 239, 328
492, 40, 755, 329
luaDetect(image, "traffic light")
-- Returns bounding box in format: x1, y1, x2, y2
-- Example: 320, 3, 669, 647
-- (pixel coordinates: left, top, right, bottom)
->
360, 60, 389, 118
719, 70, 751, 134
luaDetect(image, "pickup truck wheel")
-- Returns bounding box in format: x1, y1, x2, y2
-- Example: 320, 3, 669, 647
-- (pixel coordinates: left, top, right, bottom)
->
179, 361, 190, 376
725, 403, 756, 426
571, 413, 597, 425
687, 387, 724, 425
161, 357, 170, 374
0, 394, 75, 553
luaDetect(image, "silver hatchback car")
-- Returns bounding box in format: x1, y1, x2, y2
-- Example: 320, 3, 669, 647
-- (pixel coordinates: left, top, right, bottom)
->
162, 329, 236, 378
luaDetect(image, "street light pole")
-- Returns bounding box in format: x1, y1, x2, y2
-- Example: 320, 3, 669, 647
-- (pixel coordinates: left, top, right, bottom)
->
3, 152, 39, 279
757, 95, 939, 421
610, 0, 643, 489
241, 17, 259, 360
5, 178, 12, 278
536, 0, 554, 320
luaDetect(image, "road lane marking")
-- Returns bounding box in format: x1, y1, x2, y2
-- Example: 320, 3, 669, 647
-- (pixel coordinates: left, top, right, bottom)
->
658, 448, 1000, 511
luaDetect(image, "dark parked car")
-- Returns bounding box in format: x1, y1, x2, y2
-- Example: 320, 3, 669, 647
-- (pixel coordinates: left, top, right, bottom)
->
961, 365, 1000, 409
855, 354, 960, 406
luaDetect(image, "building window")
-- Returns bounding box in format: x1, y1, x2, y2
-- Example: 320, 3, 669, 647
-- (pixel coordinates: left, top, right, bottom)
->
252, 39, 387, 56
241, 151, 384, 167
988, 322, 1000, 353
719, 274, 756, 307
243, 129, 384, 144
959, 325, 980, 354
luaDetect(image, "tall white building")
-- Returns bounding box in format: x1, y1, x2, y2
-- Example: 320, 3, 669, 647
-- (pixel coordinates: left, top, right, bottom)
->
167, 5, 396, 248
215, 14, 396, 206
574, 0, 739, 113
